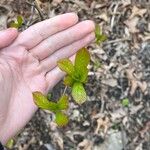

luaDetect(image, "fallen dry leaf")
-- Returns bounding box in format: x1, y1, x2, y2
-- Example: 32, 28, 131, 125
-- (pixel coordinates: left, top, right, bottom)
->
99, 12, 109, 22
77, 139, 93, 150
124, 17, 139, 33
126, 68, 147, 95
52, 0, 63, 5
53, 132, 64, 150
129, 6, 147, 19
122, 0, 131, 7
95, 117, 109, 134
139, 121, 150, 138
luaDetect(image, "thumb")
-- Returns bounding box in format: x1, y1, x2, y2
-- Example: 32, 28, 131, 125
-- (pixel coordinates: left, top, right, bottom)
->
0, 28, 18, 49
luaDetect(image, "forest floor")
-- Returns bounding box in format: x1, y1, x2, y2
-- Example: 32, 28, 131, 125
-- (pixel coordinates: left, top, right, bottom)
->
0, 0, 150, 150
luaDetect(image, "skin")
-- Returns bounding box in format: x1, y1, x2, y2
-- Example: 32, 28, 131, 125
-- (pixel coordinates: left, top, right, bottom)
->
0, 13, 95, 144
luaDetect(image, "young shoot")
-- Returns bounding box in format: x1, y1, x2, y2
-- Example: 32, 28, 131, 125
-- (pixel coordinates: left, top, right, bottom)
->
57, 47, 90, 104
10, 15, 23, 29
95, 24, 107, 45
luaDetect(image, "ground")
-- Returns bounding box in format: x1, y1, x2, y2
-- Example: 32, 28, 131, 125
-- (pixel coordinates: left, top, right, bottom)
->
0, 0, 150, 150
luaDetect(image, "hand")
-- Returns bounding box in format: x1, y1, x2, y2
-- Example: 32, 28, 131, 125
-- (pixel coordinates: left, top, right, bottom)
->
0, 13, 95, 144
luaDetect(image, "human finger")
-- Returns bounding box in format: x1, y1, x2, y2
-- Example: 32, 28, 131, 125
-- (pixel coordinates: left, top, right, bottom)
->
12, 13, 78, 49
40, 32, 95, 73
30, 20, 95, 60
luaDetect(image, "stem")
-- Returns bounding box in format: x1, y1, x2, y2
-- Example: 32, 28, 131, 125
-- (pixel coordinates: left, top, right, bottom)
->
34, 0, 45, 20
63, 86, 68, 96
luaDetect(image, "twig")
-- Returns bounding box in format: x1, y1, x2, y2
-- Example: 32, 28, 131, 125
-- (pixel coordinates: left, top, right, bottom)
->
63, 86, 68, 95
110, 2, 120, 30
26, 0, 44, 21
26, 1, 35, 28
34, 0, 45, 20
104, 37, 131, 44
100, 99, 105, 113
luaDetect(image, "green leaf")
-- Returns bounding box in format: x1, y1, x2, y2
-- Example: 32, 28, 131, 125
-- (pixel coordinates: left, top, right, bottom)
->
10, 22, 19, 28
75, 48, 90, 69
57, 58, 74, 75
96, 34, 107, 45
122, 98, 129, 107
74, 48, 90, 82
55, 111, 69, 126
73, 67, 88, 83
17, 15, 23, 27
72, 82, 87, 104
95, 24, 101, 37
33, 92, 58, 112
6, 139, 14, 149
57, 95, 69, 110
95, 24, 107, 45
64, 75, 74, 86
10, 15, 23, 29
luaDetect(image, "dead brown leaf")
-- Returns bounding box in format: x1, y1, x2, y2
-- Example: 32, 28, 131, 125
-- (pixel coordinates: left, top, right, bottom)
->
52, 0, 63, 5
124, 17, 139, 33
139, 121, 150, 138
95, 117, 109, 134
129, 6, 147, 19
126, 68, 147, 95
77, 139, 93, 150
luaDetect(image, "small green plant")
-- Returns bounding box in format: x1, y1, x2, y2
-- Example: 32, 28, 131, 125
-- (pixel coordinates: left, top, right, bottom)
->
33, 48, 90, 126
57, 48, 90, 104
95, 24, 107, 45
122, 98, 129, 107
33, 92, 69, 126
33, 24, 107, 126
6, 138, 14, 149
10, 15, 23, 29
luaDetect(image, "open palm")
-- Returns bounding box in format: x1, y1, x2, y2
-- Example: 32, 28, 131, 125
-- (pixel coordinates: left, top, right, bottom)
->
0, 13, 95, 144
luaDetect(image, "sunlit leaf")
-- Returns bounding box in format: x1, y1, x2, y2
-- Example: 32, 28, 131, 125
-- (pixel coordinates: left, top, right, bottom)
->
17, 15, 23, 27
75, 48, 90, 69
10, 22, 19, 28
74, 48, 90, 82
55, 111, 69, 126
33, 91, 58, 112
57, 95, 69, 110
72, 82, 86, 104
57, 58, 74, 75
64, 75, 74, 86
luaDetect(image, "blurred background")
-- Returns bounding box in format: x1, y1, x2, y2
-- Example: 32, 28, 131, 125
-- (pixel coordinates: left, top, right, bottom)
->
0, 0, 150, 149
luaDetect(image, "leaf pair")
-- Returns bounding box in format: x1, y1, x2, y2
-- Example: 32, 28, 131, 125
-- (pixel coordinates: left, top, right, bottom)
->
95, 24, 107, 45
10, 15, 23, 29
57, 48, 90, 104
33, 92, 69, 126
